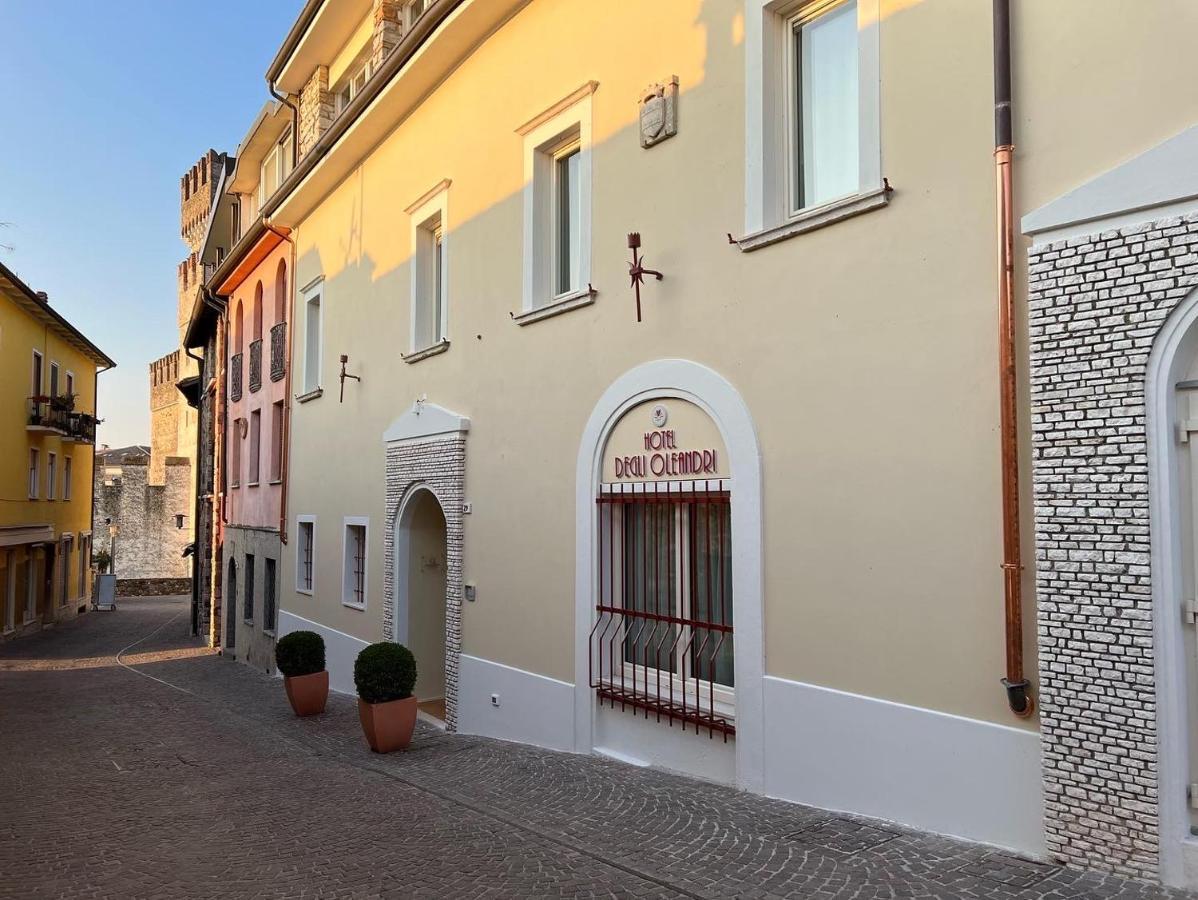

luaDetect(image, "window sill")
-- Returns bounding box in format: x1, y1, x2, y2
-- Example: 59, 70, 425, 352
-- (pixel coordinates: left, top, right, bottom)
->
402, 339, 450, 364
342, 600, 366, 611
733, 185, 891, 253
231, 483, 241, 490
268, 479, 283, 486
512, 287, 596, 326
296, 588, 313, 596
243, 619, 254, 626
247, 481, 260, 488
295, 388, 323, 404
263, 630, 276, 638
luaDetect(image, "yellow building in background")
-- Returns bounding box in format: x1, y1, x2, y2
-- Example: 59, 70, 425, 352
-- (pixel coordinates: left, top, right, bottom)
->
0, 261, 114, 639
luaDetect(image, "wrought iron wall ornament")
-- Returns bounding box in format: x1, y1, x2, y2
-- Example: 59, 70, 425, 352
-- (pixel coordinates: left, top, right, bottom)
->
627, 232, 663, 323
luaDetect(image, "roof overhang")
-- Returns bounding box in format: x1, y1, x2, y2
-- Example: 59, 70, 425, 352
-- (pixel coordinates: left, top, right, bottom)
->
1023, 125, 1198, 245
228, 103, 290, 194
213, 225, 290, 297
0, 261, 116, 369
269, 0, 374, 95
176, 374, 202, 409
266, 0, 527, 227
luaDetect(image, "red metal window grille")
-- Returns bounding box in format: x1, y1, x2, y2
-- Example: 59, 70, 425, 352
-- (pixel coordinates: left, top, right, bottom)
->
352, 526, 366, 605
590, 480, 734, 739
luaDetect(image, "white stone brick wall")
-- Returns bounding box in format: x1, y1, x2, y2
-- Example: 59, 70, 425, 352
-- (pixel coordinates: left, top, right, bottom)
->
1028, 211, 1198, 878
383, 436, 465, 731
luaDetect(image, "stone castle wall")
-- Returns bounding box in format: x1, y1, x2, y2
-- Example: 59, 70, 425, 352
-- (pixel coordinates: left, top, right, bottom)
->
94, 456, 192, 582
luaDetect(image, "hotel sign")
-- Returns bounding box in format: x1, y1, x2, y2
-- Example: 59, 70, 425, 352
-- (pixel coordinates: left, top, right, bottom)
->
602, 399, 728, 483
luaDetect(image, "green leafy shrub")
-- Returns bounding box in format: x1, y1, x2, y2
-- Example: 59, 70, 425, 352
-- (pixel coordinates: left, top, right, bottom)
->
354, 642, 417, 704
93, 549, 112, 574
275, 630, 326, 677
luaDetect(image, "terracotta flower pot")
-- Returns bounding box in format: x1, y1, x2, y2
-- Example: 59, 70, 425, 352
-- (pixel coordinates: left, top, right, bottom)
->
284, 670, 329, 717
358, 696, 418, 752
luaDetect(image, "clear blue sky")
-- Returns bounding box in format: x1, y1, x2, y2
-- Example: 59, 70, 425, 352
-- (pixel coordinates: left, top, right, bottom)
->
1, 1, 303, 448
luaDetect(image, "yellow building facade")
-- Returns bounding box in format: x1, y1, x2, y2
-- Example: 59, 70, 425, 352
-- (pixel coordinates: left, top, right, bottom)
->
0, 262, 114, 639
200, 0, 1198, 885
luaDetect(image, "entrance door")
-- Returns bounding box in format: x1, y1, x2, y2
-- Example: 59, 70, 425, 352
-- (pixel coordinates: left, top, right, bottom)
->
398, 490, 447, 721
1178, 375, 1198, 836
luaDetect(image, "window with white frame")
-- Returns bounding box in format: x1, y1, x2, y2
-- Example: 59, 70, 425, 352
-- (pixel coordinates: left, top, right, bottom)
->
744, 0, 881, 240
342, 518, 368, 608
333, 52, 373, 117
31, 350, 42, 396
407, 182, 449, 354
403, 0, 430, 29
63, 456, 72, 501
518, 84, 595, 316
47, 453, 56, 500
302, 281, 323, 395
49, 362, 59, 399
296, 516, 315, 594
259, 127, 294, 205
28, 449, 39, 499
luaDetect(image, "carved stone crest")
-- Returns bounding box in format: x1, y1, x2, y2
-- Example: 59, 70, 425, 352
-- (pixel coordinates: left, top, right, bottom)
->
639, 76, 679, 149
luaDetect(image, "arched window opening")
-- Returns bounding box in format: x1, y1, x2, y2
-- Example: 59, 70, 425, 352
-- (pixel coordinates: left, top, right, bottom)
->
274, 259, 288, 323
253, 281, 264, 341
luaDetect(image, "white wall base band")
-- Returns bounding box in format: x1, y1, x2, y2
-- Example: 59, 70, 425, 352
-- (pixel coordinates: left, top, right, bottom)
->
761, 675, 1045, 858
594, 704, 735, 785
457, 653, 575, 751
277, 610, 369, 697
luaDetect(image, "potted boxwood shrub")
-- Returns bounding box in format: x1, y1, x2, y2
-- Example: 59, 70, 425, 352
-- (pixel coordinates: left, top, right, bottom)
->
275, 631, 328, 717
354, 642, 418, 752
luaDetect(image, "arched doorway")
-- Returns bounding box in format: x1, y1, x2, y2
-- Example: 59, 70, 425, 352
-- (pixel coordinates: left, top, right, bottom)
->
226, 558, 237, 651
1148, 286, 1198, 886
393, 487, 448, 723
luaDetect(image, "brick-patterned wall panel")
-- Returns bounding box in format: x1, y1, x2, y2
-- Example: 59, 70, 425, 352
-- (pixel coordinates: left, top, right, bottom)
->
383, 436, 465, 732
1028, 212, 1198, 879
298, 66, 333, 160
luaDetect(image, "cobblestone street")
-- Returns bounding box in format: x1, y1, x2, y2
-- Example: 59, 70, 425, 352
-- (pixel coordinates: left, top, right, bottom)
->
0, 596, 1191, 900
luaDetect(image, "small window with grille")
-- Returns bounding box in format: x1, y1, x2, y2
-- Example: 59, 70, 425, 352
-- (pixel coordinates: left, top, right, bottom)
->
591, 480, 734, 738
342, 519, 368, 609
296, 517, 315, 594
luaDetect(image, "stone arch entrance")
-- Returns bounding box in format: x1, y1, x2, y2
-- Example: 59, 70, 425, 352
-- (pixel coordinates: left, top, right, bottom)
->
392, 486, 449, 721
382, 400, 468, 731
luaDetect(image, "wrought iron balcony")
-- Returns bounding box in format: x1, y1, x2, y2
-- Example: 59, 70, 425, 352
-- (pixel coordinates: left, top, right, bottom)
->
249, 340, 263, 394
270, 322, 286, 383
27, 397, 69, 434
230, 353, 243, 402
65, 413, 97, 444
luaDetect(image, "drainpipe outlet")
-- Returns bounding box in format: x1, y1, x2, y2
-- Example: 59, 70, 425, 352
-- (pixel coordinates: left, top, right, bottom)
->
1002, 678, 1035, 718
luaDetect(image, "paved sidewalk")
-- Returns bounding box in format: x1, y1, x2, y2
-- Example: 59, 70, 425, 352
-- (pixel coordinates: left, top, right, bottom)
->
0, 596, 1191, 899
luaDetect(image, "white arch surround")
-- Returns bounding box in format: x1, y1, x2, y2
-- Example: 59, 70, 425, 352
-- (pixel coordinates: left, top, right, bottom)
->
574, 359, 765, 792
1147, 285, 1198, 887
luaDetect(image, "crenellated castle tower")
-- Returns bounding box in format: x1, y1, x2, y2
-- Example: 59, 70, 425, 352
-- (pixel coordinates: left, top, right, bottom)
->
148, 150, 228, 512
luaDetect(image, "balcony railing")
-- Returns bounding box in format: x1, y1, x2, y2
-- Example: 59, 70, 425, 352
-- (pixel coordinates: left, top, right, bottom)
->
27, 398, 97, 443
270, 322, 286, 383
230, 353, 243, 401
246, 340, 261, 393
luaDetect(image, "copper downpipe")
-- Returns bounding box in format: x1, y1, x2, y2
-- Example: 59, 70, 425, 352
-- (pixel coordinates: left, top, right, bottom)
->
994, 0, 1033, 718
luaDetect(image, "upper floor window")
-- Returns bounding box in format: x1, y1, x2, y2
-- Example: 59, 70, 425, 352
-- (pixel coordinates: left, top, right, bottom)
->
229, 418, 242, 488
743, 0, 882, 244
28, 449, 39, 499
406, 181, 449, 356
788, 0, 858, 212
49, 362, 59, 400
248, 409, 262, 486
404, 0, 430, 29
31, 350, 42, 396
301, 280, 323, 396
65, 371, 74, 401
47, 452, 56, 500
518, 83, 595, 318
270, 400, 284, 483
64, 456, 72, 501
259, 127, 294, 205
253, 281, 264, 342
334, 54, 373, 117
